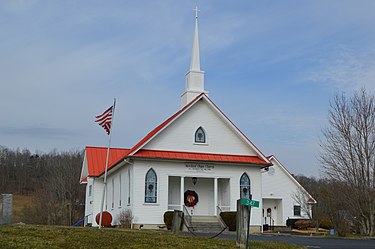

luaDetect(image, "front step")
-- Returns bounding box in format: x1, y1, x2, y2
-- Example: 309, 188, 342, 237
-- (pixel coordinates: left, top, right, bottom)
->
191, 215, 220, 223
187, 215, 226, 232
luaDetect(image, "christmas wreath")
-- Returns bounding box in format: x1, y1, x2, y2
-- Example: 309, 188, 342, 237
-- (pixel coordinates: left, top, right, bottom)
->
184, 190, 199, 208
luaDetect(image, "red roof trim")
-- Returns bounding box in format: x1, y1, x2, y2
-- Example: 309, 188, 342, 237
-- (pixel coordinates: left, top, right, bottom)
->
131, 149, 271, 165
87, 93, 273, 177
125, 93, 270, 164
85, 146, 271, 178
307, 198, 317, 204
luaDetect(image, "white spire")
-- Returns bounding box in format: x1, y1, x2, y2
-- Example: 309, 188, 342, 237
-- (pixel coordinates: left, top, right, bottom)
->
181, 6, 207, 108
190, 6, 200, 71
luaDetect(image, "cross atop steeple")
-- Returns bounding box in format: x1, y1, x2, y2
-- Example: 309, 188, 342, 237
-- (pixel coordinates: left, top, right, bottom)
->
193, 6, 200, 19
181, 6, 207, 108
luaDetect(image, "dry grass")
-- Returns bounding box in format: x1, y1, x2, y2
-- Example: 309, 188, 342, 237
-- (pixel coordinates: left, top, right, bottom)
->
0, 224, 304, 249
11, 195, 35, 223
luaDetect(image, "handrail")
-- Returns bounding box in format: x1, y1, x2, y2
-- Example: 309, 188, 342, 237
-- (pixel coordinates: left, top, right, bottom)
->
217, 205, 223, 214
182, 205, 192, 226
216, 205, 228, 230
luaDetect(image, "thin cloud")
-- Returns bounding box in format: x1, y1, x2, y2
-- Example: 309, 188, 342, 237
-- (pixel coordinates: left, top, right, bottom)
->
307, 46, 375, 91
0, 125, 78, 139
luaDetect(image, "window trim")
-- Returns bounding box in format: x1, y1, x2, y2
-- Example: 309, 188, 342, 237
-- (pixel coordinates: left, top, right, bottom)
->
118, 173, 122, 208
293, 205, 301, 216
111, 178, 115, 210
128, 169, 131, 205
144, 168, 157, 204
240, 172, 251, 199
194, 126, 207, 144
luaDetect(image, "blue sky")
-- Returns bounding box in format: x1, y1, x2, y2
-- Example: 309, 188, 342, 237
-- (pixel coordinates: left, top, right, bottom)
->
1, 0, 375, 177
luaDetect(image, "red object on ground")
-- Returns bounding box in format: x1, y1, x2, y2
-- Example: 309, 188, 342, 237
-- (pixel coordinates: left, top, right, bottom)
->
95, 211, 112, 227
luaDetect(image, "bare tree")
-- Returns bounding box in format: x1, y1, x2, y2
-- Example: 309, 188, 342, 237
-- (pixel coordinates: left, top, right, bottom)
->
320, 88, 375, 236
292, 187, 313, 220
319, 179, 352, 236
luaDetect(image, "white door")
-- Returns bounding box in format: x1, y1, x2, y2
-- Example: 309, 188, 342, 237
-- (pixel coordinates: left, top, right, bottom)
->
185, 177, 214, 215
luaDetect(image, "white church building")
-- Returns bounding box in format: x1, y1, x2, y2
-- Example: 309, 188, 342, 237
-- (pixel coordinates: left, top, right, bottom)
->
80, 12, 316, 232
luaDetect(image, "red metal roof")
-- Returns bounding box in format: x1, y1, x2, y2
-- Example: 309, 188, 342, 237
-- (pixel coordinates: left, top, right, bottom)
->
84, 93, 272, 179
84, 146, 270, 180
132, 149, 270, 165
85, 146, 130, 177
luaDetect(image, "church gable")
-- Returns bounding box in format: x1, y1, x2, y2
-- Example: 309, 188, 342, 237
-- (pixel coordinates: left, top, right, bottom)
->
142, 95, 265, 158
264, 156, 316, 204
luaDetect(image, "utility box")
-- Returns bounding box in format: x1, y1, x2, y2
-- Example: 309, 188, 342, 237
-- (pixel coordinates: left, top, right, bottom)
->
0, 194, 13, 224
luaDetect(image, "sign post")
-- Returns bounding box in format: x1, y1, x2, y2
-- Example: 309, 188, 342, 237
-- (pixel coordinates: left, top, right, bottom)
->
241, 196, 260, 249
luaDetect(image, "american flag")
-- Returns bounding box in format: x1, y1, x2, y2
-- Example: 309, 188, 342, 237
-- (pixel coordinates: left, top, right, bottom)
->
95, 105, 113, 135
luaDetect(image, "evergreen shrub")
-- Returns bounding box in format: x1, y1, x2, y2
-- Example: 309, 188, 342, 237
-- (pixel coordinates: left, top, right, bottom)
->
220, 211, 237, 231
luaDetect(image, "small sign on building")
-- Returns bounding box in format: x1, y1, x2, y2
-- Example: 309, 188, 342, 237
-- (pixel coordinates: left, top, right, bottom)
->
185, 163, 214, 173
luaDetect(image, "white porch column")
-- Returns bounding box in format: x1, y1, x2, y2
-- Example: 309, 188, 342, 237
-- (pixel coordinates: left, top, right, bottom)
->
180, 176, 184, 210
214, 177, 218, 215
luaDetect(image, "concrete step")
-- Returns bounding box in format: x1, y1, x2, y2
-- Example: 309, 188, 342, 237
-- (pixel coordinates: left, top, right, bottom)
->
190, 223, 222, 228
187, 215, 226, 232
191, 215, 220, 223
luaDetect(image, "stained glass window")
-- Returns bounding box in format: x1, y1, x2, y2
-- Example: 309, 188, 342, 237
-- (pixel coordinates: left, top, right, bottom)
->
195, 127, 206, 143
145, 168, 157, 203
240, 173, 251, 199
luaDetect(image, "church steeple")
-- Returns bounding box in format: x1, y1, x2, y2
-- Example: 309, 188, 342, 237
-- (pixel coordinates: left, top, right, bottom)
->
190, 7, 201, 71
181, 6, 207, 108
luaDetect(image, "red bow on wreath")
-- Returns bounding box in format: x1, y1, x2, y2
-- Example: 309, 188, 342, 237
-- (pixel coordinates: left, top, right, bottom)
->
184, 190, 199, 208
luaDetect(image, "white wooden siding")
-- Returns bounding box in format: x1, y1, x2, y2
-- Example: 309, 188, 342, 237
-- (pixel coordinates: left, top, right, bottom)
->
104, 164, 134, 226
130, 159, 262, 226
143, 100, 258, 156
261, 157, 311, 226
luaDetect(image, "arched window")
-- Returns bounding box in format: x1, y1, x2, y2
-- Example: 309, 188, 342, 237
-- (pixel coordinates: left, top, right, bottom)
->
195, 127, 206, 143
145, 168, 157, 203
240, 173, 251, 199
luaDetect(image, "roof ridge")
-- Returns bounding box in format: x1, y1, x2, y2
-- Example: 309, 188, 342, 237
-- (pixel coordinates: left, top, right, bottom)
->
86, 145, 130, 150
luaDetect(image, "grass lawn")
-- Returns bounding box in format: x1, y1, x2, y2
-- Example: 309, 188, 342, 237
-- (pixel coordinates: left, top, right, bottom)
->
0, 224, 304, 249
11, 195, 35, 223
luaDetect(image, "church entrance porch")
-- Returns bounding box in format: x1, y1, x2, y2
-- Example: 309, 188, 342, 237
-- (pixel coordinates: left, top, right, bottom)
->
262, 198, 283, 230
167, 176, 230, 216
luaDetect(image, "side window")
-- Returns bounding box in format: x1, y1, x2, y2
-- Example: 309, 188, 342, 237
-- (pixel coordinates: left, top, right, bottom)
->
240, 173, 251, 199
88, 185, 92, 197
195, 127, 206, 143
145, 168, 157, 203
111, 178, 114, 209
294, 205, 301, 216
119, 174, 122, 207
128, 170, 131, 205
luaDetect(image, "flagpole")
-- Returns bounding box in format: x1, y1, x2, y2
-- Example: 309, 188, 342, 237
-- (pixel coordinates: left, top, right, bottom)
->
99, 97, 116, 229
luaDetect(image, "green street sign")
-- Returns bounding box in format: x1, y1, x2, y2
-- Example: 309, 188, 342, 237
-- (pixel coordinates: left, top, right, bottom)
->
241, 198, 260, 208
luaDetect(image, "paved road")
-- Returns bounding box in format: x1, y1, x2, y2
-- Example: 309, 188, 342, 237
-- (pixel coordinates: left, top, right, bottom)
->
184, 232, 375, 249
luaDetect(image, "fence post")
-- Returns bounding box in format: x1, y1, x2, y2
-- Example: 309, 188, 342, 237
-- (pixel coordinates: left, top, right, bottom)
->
171, 210, 183, 234
236, 199, 249, 248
